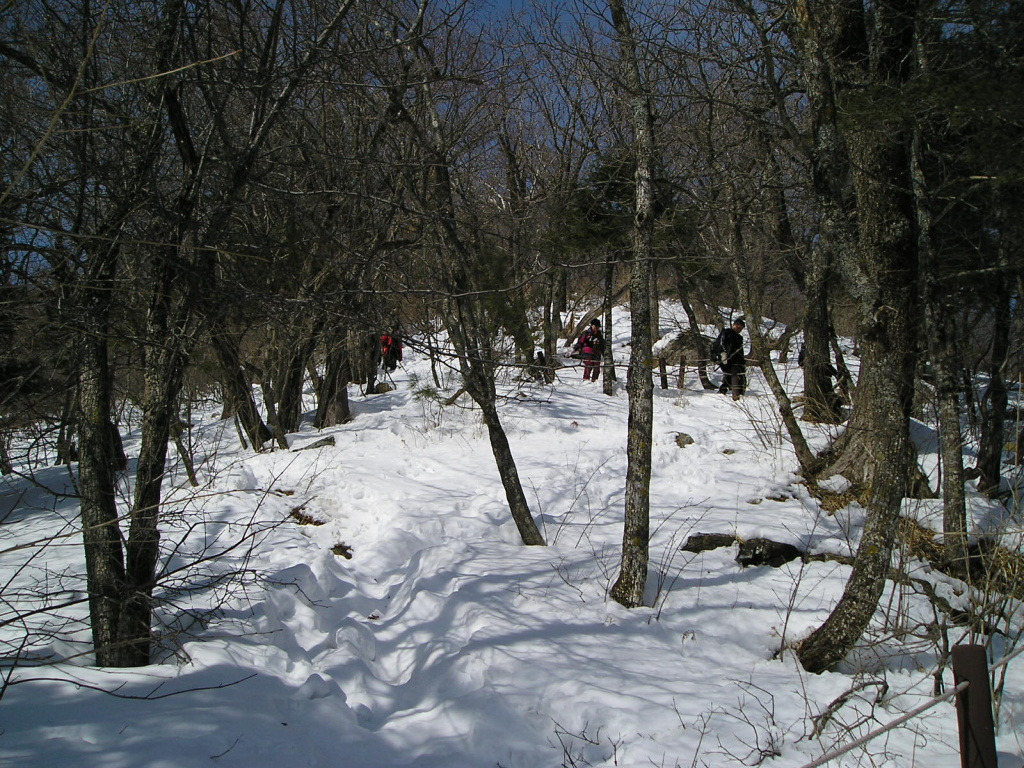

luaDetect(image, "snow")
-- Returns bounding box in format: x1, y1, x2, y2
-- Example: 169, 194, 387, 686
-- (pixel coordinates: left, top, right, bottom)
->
2, 303, 1023, 767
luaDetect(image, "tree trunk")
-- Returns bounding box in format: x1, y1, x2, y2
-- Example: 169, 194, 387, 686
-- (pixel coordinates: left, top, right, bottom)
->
742, 299, 818, 476
797, 399, 911, 674
799, 161, 918, 672
315, 331, 353, 428
56, 387, 79, 465
795, 0, 920, 673
801, 263, 842, 423
79, 335, 127, 667
478, 398, 545, 546
775, 324, 798, 365
259, 379, 289, 450
674, 269, 715, 390
364, 332, 380, 395
799, 251, 919, 675
117, 287, 190, 666
0, 435, 11, 475
937, 355, 968, 558
784, 0, 865, 427
976, 259, 1010, 495
275, 325, 319, 434
393, 24, 545, 547
650, 260, 660, 342
830, 332, 854, 403
543, 276, 557, 378
446, 299, 546, 547
752, 106, 838, 419
77, 248, 126, 666
607, 0, 655, 609
913, 123, 968, 563
602, 259, 616, 394
211, 330, 272, 450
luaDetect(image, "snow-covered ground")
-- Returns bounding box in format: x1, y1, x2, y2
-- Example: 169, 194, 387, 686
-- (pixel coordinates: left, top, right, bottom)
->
1, 303, 1022, 767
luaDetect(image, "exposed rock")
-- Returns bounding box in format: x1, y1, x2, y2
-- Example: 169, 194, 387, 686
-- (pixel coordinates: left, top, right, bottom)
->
332, 542, 353, 559
680, 532, 804, 569
680, 532, 736, 553
736, 538, 802, 568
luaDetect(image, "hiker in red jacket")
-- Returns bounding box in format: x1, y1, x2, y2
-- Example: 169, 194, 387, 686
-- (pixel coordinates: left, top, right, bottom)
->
381, 330, 403, 373
574, 318, 604, 381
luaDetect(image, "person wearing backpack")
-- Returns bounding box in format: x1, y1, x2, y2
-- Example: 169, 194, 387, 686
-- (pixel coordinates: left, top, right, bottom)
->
574, 318, 604, 381
711, 318, 746, 399
380, 329, 403, 373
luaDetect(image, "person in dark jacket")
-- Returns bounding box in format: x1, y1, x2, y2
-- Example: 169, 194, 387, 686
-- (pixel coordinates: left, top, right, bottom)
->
712, 318, 746, 399
575, 318, 604, 381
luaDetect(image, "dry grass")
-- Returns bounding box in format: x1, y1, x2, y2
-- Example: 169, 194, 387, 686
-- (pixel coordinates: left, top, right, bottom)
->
804, 481, 861, 513
898, 517, 1024, 601
289, 504, 325, 526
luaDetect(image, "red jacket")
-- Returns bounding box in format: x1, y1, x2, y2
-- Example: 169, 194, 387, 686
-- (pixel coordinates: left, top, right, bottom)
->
381, 335, 403, 360
577, 328, 603, 356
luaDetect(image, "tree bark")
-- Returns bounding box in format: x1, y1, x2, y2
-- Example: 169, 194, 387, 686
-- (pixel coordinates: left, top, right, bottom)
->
673, 267, 716, 390
274, 323, 319, 435
478, 398, 545, 546
744, 303, 818, 476
795, 0, 921, 673
211, 330, 272, 450
801, 263, 843, 423
607, 0, 655, 609
976, 246, 1011, 495
118, 277, 189, 666
315, 330, 353, 428
449, 310, 546, 547
913, 123, 968, 563
0, 435, 11, 476
76, 244, 126, 666
390, 18, 545, 546
602, 258, 616, 394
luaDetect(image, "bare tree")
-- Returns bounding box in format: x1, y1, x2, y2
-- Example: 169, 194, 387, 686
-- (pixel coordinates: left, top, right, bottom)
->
789, 0, 923, 674
1, 0, 358, 666
603, 0, 656, 608
368, 0, 545, 545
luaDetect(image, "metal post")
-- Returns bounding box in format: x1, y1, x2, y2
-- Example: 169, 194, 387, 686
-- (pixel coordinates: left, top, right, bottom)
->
952, 644, 998, 768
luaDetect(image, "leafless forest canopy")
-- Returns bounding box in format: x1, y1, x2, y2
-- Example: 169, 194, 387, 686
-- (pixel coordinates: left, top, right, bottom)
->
0, 0, 1021, 672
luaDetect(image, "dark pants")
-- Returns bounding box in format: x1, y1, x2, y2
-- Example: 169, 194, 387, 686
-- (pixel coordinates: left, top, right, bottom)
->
583, 355, 601, 380
719, 363, 746, 398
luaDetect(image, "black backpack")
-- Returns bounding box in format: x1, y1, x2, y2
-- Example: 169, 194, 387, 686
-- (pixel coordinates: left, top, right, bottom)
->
710, 332, 724, 357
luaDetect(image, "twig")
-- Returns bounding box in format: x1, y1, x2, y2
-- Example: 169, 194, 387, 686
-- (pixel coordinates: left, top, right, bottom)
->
5, 672, 257, 700
798, 681, 968, 768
